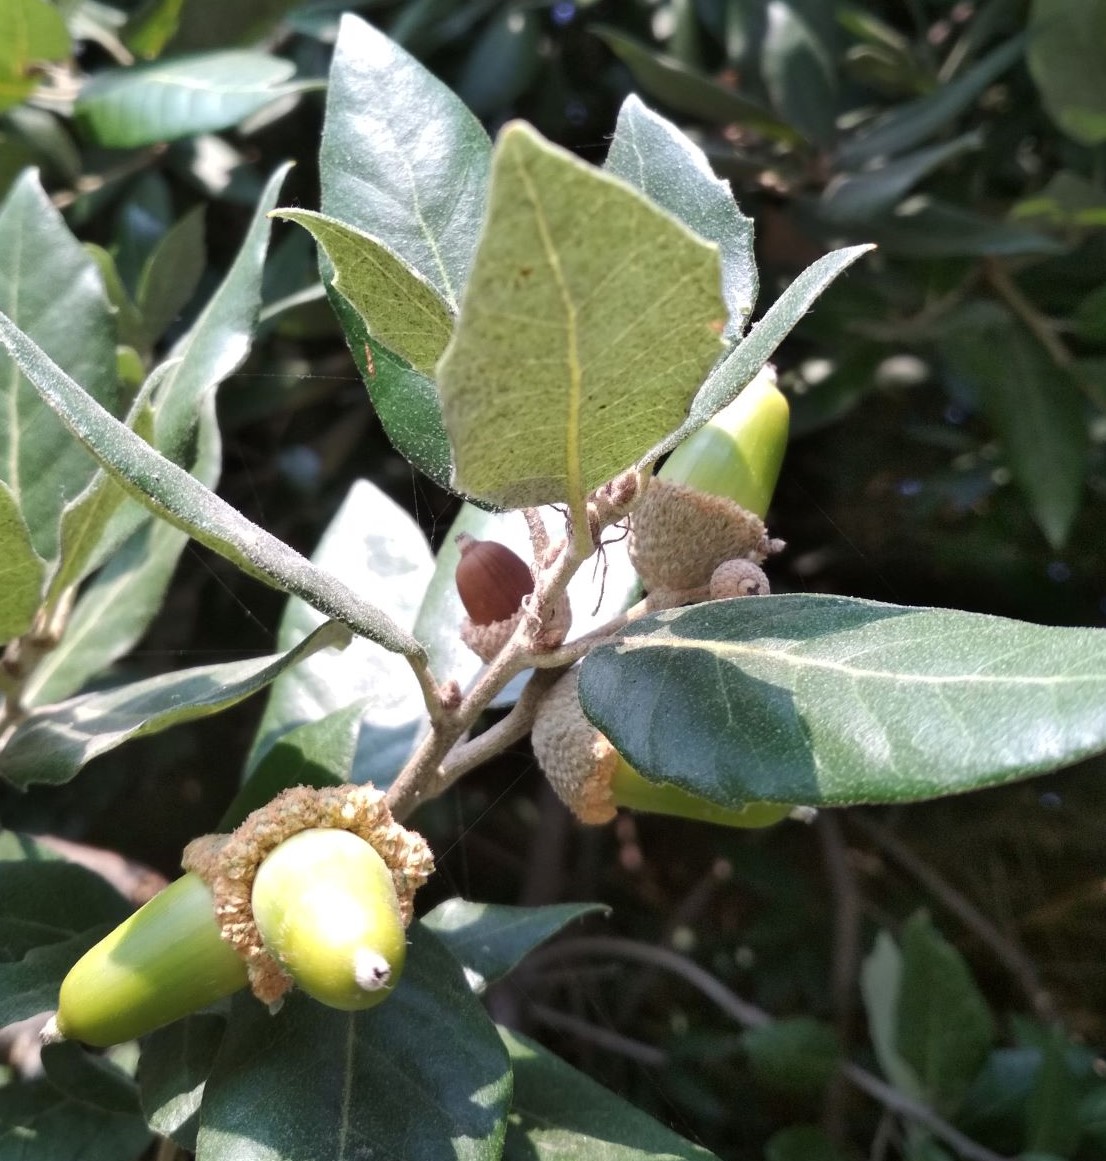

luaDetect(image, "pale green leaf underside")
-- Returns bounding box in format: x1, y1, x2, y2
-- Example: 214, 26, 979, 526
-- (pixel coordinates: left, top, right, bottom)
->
0, 313, 424, 659
438, 122, 725, 511
604, 94, 757, 339
0, 620, 349, 788
275, 208, 454, 375
0, 478, 44, 641
643, 244, 872, 464
579, 594, 1106, 806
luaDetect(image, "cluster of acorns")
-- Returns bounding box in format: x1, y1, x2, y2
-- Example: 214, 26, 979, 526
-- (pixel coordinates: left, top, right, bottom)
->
457, 373, 793, 830
47, 376, 790, 1048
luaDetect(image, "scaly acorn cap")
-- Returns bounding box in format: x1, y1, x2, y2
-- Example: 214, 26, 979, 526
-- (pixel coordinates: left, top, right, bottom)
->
709, 558, 770, 600
530, 667, 619, 824
183, 784, 434, 1004
628, 368, 787, 593
629, 480, 781, 592
531, 669, 792, 829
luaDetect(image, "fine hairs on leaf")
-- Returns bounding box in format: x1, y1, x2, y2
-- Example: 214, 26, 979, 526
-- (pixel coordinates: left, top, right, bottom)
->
5, 12, 1106, 1161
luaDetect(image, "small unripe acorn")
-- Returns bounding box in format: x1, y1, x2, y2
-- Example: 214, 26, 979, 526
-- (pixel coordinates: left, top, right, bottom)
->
629, 368, 787, 594
46, 785, 434, 1047
52, 872, 248, 1048
455, 535, 534, 626
531, 668, 790, 829
252, 828, 406, 1011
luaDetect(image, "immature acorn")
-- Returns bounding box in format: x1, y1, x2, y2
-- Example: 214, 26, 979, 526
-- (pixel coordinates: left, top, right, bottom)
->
629, 367, 788, 596
530, 667, 791, 829
456, 533, 570, 659
46, 785, 434, 1047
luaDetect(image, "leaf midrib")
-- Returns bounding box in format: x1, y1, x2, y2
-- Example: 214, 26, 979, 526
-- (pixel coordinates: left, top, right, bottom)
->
511, 147, 584, 511
618, 634, 1106, 687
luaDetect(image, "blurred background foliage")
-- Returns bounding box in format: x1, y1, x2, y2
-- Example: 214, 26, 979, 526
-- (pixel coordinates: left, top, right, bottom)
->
2, 0, 1106, 1157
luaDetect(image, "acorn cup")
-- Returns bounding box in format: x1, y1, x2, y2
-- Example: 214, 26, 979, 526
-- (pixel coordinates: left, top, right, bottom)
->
530, 667, 791, 829
628, 367, 788, 597
530, 371, 797, 831
455, 534, 570, 659
45, 785, 434, 1048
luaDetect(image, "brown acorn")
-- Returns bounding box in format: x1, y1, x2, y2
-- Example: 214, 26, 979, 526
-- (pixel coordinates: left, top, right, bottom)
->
455, 535, 534, 625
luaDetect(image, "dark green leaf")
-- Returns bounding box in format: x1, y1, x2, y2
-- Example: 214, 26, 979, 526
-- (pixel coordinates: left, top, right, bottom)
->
1027, 1028, 1082, 1156
837, 36, 1025, 166
760, 2, 837, 146
139, 1014, 226, 1152
439, 123, 724, 510
643, 245, 871, 463
75, 52, 301, 149
168, 0, 306, 52
41, 1040, 142, 1115
197, 925, 512, 1161
122, 0, 185, 59
423, 900, 607, 991
854, 198, 1065, 259
1028, 0, 1106, 145
320, 14, 491, 309
0, 860, 129, 938
224, 702, 361, 830
1078, 1084, 1106, 1147
593, 26, 804, 145
959, 1048, 1041, 1149
501, 1027, 718, 1160
860, 931, 924, 1099
136, 205, 206, 346
741, 1016, 840, 1095
0, 478, 45, 640
765, 1126, 851, 1161
317, 14, 491, 485
578, 594, 1106, 806
0, 170, 120, 561
0, 620, 349, 788
0, 1080, 151, 1161
332, 298, 455, 490
896, 913, 994, 1113
943, 301, 1087, 548
248, 479, 434, 788
819, 133, 982, 225
275, 209, 454, 375
0, 858, 128, 1026
0, 929, 113, 1027
456, 8, 542, 118
0, 314, 424, 657
604, 94, 757, 338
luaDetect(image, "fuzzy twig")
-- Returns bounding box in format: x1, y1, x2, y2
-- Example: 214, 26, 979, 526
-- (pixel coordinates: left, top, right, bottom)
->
385, 485, 638, 822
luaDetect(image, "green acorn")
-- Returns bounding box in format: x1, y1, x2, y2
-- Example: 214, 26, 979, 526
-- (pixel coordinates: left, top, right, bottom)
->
660, 367, 789, 520
46, 785, 434, 1047
251, 828, 406, 1011
52, 871, 247, 1048
530, 667, 791, 828
629, 368, 788, 595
